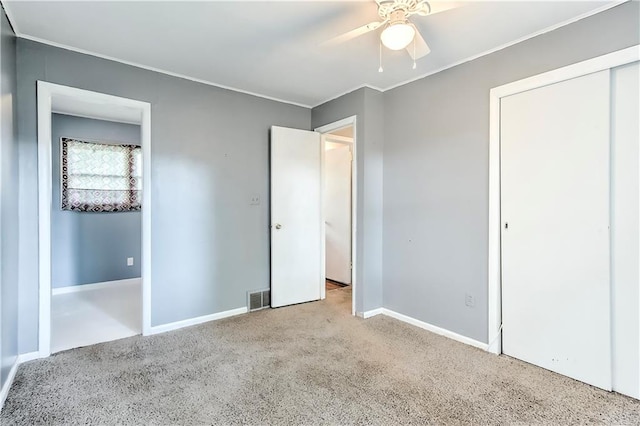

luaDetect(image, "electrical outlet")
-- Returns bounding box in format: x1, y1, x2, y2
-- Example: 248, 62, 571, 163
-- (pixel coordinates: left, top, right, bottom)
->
127, 257, 134, 266
250, 195, 260, 205
465, 293, 475, 308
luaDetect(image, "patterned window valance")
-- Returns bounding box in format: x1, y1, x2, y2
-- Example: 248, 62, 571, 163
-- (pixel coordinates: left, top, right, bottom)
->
61, 138, 142, 212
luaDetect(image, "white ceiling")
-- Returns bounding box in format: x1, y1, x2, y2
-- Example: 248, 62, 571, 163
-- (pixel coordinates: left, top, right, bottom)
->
4, 1, 620, 107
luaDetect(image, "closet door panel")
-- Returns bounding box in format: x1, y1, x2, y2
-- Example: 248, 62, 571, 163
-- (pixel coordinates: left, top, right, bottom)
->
611, 61, 640, 399
501, 70, 611, 390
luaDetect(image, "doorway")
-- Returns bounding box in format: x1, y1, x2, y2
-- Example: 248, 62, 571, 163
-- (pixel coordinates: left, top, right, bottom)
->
269, 116, 358, 316
316, 117, 357, 316
322, 127, 354, 312
37, 82, 152, 358
49, 117, 143, 353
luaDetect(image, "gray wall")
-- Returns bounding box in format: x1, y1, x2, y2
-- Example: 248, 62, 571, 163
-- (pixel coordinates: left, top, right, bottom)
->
0, 6, 19, 387
311, 87, 385, 313
51, 114, 142, 288
382, 1, 640, 343
12, 1, 638, 355
17, 40, 311, 353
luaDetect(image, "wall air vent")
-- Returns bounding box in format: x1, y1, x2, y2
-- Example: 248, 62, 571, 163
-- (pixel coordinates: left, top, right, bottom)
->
248, 289, 271, 312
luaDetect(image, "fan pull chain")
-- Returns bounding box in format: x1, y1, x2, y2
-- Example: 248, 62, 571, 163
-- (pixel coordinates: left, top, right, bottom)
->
412, 37, 417, 70
378, 40, 383, 73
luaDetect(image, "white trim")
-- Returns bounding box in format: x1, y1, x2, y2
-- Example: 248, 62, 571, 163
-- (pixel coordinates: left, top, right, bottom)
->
315, 116, 358, 134
52, 109, 140, 126
312, 84, 383, 109
382, 1, 626, 93
490, 46, 640, 100
324, 134, 353, 144
320, 130, 326, 301
358, 308, 383, 319
0, 351, 48, 412
148, 307, 248, 336
487, 75, 502, 355
0, 359, 18, 412
37, 81, 153, 358
487, 45, 640, 355
17, 351, 42, 364
51, 278, 141, 296
315, 116, 358, 317
37, 83, 52, 358
17, 34, 311, 109
141, 101, 152, 337
382, 309, 489, 351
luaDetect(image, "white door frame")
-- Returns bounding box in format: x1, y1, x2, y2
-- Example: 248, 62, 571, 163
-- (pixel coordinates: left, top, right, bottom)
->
315, 116, 357, 316
487, 45, 640, 355
37, 81, 152, 358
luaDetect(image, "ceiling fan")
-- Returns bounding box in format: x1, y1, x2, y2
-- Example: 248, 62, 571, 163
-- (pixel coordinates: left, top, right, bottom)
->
325, 0, 461, 68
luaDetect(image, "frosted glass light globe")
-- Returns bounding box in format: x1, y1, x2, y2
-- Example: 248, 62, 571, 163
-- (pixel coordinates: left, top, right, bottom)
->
380, 23, 415, 50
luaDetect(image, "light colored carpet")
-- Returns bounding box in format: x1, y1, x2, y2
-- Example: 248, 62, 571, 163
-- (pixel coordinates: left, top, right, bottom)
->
2, 287, 638, 425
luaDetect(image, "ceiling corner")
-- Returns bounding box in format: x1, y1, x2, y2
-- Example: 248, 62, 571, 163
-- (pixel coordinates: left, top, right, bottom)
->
1, 0, 20, 36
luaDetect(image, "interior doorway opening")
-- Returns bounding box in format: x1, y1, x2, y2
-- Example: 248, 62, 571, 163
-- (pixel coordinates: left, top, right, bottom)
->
37, 82, 152, 358
322, 126, 354, 313
50, 115, 143, 353
269, 116, 357, 316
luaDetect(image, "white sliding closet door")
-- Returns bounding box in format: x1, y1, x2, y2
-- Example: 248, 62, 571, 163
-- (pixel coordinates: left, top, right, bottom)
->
611, 62, 640, 398
501, 70, 612, 390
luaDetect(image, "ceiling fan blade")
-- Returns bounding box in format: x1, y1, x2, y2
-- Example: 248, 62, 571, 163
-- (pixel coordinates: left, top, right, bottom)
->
407, 27, 431, 60
322, 21, 384, 46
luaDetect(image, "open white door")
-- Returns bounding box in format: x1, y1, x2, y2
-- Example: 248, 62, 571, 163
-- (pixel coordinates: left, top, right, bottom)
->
270, 126, 322, 308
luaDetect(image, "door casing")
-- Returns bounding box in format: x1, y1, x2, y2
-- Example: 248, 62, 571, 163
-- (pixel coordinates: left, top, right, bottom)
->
37, 82, 152, 358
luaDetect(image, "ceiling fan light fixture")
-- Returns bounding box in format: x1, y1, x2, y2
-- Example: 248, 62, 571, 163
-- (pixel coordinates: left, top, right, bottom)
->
380, 22, 415, 50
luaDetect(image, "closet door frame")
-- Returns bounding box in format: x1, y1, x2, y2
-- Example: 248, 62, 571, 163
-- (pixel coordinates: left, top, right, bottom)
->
487, 45, 639, 355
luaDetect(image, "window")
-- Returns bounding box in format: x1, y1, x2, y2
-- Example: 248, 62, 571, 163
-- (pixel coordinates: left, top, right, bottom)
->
61, 138, 142, 212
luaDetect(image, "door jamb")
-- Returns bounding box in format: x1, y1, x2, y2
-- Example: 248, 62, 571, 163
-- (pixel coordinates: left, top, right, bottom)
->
36, 81, 152, 358
487, 45, 639, 355
315, 116, 357, 316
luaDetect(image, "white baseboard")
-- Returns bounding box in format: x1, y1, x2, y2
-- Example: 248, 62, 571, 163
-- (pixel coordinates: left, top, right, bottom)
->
0, 359, 19, 412
17, 351, 43, 364
358, 308, 383, 319
147, 306, 248, 336
0, 350, 50, 412
52, 278, 141, 296
381, 309, 489, 351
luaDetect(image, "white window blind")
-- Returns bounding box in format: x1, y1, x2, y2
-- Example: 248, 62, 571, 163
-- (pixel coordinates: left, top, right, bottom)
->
61, 138, 142, 212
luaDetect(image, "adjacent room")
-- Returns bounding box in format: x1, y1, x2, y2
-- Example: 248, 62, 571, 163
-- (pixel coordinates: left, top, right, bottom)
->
323, 125, 354, 302
0, 1, 638, 424
50, 113, 142, 353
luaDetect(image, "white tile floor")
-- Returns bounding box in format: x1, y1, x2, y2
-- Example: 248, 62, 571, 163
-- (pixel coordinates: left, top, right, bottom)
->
51, 280, 142, 354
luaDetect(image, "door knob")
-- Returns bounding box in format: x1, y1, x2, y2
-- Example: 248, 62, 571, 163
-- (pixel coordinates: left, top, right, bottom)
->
274, 223, 282, 229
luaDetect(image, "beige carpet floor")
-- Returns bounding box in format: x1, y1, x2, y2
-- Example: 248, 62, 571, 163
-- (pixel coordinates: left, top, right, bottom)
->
2, 287, 638, 425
